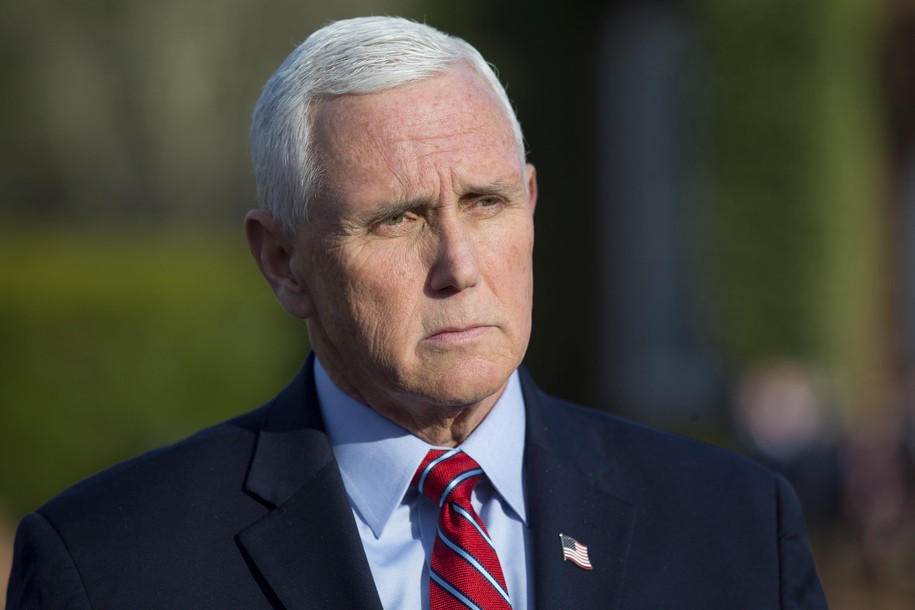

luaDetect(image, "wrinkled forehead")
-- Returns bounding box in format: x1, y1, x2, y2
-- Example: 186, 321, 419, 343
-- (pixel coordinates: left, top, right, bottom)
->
309, 67, 523, 202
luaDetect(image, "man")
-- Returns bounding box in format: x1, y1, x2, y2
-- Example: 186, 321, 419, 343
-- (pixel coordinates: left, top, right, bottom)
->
7, 16, 827, 609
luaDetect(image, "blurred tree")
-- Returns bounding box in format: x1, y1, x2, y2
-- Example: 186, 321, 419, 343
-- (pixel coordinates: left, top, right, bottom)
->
886, 2, 915, 370
698, 0, 888, 413
0, 232, 309, 517
0, 0, 418, 228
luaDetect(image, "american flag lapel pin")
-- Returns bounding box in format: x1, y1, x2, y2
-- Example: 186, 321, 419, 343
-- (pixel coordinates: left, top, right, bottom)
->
559, 533, 593, 570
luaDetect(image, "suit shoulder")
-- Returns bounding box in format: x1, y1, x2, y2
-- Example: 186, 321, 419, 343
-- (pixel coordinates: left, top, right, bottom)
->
35, 403, 269, 523
8, 401, 295, 608
534, 391, 776, 486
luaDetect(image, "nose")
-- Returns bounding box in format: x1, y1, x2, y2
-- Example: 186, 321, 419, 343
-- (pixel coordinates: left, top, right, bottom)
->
428, 216, 481, 293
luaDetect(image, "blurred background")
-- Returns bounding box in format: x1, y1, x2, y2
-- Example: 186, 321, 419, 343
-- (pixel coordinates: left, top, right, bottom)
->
1, 0, 914, 606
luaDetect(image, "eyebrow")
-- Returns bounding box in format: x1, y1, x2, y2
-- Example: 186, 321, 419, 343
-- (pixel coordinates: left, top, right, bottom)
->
456, 178, 526, 201
357, 177, 526, 228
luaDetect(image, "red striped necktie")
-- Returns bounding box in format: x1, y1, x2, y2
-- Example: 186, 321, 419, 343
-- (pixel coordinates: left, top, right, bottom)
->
413, 449, 513, 610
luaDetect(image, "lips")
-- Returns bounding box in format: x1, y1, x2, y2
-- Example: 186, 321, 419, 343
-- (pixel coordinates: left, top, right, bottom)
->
424, 324, 494, 343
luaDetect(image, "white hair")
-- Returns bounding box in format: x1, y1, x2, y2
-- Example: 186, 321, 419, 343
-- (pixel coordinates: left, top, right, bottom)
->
249, 16, 526, 231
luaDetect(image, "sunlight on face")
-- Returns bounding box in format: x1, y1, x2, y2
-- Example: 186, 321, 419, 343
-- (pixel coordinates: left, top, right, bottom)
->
291, 65, 536, 429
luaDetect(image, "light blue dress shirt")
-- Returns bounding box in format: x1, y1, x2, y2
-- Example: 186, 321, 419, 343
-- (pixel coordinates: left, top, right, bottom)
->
314, 358, 532, 609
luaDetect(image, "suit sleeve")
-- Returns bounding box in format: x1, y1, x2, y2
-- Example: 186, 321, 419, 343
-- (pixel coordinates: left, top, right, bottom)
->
6, 512, 92, 610
775, 476, 829, 609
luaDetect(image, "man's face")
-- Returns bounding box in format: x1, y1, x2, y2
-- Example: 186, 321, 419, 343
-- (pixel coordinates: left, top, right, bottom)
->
289, 65, 536, 424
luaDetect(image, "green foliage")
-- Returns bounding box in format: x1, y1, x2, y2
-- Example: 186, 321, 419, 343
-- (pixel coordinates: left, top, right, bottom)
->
696, 0, 884, 379
0, 231, 309, 518
0, 0, 420, 225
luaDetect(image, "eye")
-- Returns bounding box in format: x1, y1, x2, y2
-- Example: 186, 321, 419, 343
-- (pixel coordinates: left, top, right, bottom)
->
370, 210, 422, 237
468, 195, 504, 215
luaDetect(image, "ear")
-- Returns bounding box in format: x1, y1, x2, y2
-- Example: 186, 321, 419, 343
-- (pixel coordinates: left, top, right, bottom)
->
244, 209, 314, 319
525, 163, 538, 215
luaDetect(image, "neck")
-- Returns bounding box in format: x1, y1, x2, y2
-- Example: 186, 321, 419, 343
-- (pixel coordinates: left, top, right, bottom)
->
316, 357, 507, 446
370, 395, 502, 447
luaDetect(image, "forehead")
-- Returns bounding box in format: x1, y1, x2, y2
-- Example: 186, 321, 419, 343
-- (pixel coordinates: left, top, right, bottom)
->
310, 67, 522, 204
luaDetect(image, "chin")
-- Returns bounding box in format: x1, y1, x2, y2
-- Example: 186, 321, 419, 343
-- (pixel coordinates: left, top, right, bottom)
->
417, 357, 516, 407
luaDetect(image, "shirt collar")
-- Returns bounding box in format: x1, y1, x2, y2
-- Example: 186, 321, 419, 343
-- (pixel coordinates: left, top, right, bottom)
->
314, 358, 527, 539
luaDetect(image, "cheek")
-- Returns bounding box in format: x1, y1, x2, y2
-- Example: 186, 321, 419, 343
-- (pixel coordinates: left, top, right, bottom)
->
484, 224, 534, 292
336, 247, 425, 341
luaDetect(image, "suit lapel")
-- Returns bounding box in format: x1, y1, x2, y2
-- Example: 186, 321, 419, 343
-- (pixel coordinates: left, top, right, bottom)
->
521, 368, 636, 609
236, 358, 383, 610
237, 462, 382, 610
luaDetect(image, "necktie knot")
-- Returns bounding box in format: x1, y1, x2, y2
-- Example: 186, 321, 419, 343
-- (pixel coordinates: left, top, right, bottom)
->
413, 449, 483, 507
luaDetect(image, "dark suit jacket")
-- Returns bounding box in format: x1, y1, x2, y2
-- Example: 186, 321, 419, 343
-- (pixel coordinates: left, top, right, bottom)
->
7, 358, 828, 609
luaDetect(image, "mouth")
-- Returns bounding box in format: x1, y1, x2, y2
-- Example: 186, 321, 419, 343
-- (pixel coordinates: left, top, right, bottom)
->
424, 324, 495, 344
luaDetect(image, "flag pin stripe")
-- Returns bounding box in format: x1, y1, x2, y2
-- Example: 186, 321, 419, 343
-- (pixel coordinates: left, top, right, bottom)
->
559, 533, 593, 570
